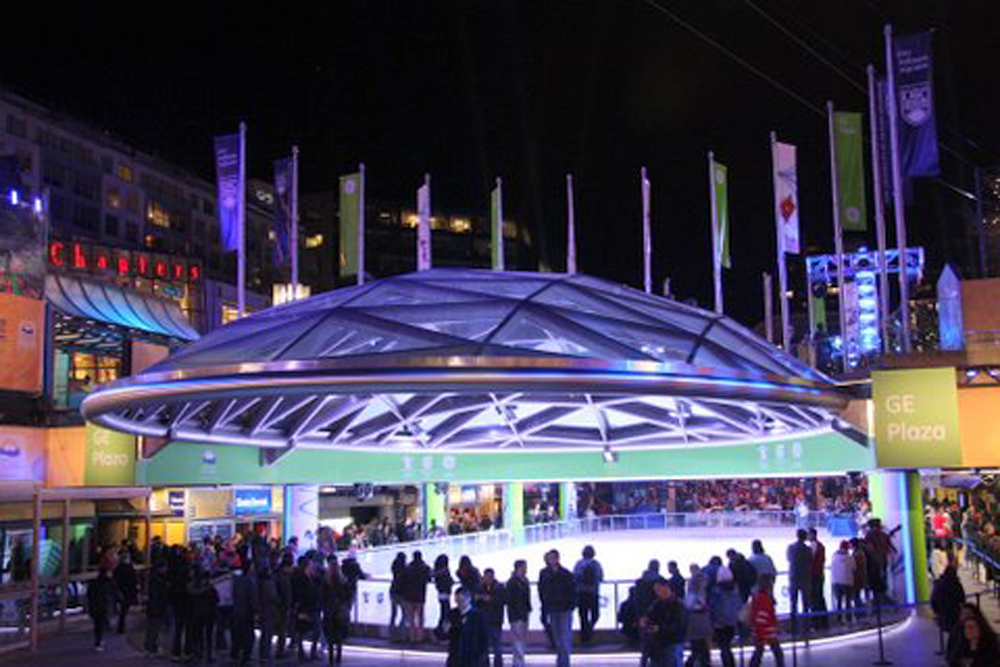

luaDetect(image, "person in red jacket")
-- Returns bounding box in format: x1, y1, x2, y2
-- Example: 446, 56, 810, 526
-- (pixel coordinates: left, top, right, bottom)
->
749, 575, 784, 667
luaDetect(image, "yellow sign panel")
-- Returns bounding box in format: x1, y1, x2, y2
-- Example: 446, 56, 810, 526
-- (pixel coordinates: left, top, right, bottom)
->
958, 387, 1000, 468
0, 294, 44, 394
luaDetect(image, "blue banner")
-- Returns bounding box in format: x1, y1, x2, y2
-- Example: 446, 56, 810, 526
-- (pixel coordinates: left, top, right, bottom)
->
273, 157, 293, 266
893, 31, 939, 178
213, 133, 242, 252
233, 488, 272, 515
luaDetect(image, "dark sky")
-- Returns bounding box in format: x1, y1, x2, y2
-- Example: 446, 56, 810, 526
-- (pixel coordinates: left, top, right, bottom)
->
3, 1, 998, 325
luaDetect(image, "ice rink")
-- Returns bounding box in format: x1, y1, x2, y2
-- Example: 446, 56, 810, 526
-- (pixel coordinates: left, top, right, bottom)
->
353, 524, 838, 628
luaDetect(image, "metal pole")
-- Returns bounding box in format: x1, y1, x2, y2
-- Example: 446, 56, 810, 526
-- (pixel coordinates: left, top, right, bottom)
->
771, 132, 792, 351
495, 176, 503, 271
884, 25, 912, 352
641, 167, 652, 294
237, 121, 246, 317
764, 272, 774, 344
709, 152, 723, 314
828, 101, 849, 369
867, 65, 892, 354
30, 490, 41, 651
291, 145, 300, 294
59, 498, 69, 631
358, 163, 366, 286
566, 174, 577, 275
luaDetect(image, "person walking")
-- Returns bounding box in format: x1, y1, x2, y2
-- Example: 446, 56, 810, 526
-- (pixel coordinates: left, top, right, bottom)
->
447, 587, 489, 667
786, 529, 813, 621
932, 562, 966, 644
390, 552, 407, 640
144, 559, 169, 657
747, 540, 777, 581
87, 567, 118, 651
807, 528, 828, 629
476, 568, 506, 667
402, 550, 432, 643
232, 561, 260, 666
644, 578, 687, 667
709, 567, 741, 667
748, 575, 784, 667
291, 556, 319, 661
167, 549, 191, 661
273, 554, 294, 658
187, 568, 219, 663
434, 554, 455, 641
684, 571, 711, 667
830, 540, 856, 624
321, 558, 350, 665
506, 560, 531, 667
113, 550, 138, 633
946, 604, 1000, 666
538, 549, 575, 667
573, 545, 604, 644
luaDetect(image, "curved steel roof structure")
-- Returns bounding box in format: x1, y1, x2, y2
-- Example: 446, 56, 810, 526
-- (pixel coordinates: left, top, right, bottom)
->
83, 269, 848, 454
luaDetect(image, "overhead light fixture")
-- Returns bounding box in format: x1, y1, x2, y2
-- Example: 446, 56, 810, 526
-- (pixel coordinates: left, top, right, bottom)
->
602, 445, 617, 464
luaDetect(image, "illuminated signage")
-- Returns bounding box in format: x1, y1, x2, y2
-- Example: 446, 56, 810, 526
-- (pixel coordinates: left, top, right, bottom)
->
233, 488, 272, 515
48, 241, 200, 282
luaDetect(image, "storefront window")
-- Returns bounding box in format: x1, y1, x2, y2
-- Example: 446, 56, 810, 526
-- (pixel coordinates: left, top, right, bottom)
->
70, 352, 121, 388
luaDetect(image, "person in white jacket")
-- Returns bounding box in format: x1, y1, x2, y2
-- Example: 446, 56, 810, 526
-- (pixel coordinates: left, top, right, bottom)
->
830, 540, 856, 624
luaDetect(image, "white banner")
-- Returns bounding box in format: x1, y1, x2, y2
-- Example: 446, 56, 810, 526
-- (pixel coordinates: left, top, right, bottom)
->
773, 142, 800, 254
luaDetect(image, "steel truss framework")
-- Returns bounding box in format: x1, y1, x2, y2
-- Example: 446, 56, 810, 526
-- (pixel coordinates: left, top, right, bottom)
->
84, 269, 846, 457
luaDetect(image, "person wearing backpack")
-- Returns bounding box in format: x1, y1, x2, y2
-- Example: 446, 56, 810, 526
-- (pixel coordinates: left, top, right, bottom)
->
573, 545, 604, 644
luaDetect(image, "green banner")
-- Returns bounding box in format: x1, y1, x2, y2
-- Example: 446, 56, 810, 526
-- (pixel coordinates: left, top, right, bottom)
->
835, 112, 867, 232
84, 423, 136, 486
138, 429, 871, 486
338, 172, 361, 279
491, 185, 503, 270
873, 368, 962, 468
809, 295, 828, 333
713, 162, 730, 268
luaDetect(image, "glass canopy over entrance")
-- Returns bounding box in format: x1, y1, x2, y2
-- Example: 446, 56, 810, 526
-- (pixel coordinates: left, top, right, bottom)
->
83, 269, 848, 453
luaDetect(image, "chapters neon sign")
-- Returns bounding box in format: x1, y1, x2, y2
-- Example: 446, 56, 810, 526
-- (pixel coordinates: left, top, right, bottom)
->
48, 240, 201, 282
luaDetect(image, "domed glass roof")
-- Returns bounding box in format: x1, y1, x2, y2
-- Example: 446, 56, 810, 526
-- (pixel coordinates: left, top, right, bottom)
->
84, 270, 843, 453
150, 269, 824, 380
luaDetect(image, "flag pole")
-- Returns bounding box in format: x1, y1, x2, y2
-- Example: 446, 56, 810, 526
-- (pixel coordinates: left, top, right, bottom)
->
237, 121, 246, 317
867, 65, 891, 354
708, 151, 723, 314
828, 101, 849, 369
770, 132, 792, 351
358, 162, 366, 286
291, 145, 300, 295
418, 173, 432, 271
884, 24, 911, 352
494, 177, 504, 271
641, 167, 651, 294
566, 174, 577, 275
764, 271, 774, 345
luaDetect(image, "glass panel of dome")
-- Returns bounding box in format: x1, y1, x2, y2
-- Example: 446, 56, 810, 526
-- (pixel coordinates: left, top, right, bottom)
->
714, 319, 827, 381
694, 322, 790, 376
487, 309, 638, 358
689, 340, 774, 375
348, 280, 488, 307
354, 301, 513, 342
161, 311, 332, 367
608, 294, 716, 337
547, 309, 698, 362
532, 283, 667, 327
420, 278, 551, 301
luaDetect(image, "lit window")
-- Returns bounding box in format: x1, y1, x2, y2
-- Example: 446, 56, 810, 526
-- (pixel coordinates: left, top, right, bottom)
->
117, 164, 133, 183
403, 214, 419, 228
145, 234, 157, 249
305, 234, 324, 248
267, 230, 276, 241
146, 200, 171, 228
221, 304, 242, 325
450, 218, 471, 233
107, 188, 121, 209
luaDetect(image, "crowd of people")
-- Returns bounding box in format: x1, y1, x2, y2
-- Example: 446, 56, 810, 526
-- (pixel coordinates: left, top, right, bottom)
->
578, 477, 869, 517
87, 533, 370, 664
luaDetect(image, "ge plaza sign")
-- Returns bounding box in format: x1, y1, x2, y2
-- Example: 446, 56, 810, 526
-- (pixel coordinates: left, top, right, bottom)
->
873, 368, 961, 468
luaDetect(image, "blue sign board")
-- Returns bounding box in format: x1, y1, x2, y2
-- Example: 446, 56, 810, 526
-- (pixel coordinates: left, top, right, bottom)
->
233, 488, 271, 515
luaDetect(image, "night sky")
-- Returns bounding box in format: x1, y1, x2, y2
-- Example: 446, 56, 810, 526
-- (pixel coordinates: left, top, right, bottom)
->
3, 1, 998, 326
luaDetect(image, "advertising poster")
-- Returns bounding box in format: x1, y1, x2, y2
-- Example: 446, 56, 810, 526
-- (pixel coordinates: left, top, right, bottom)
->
0, 294, 44, 394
